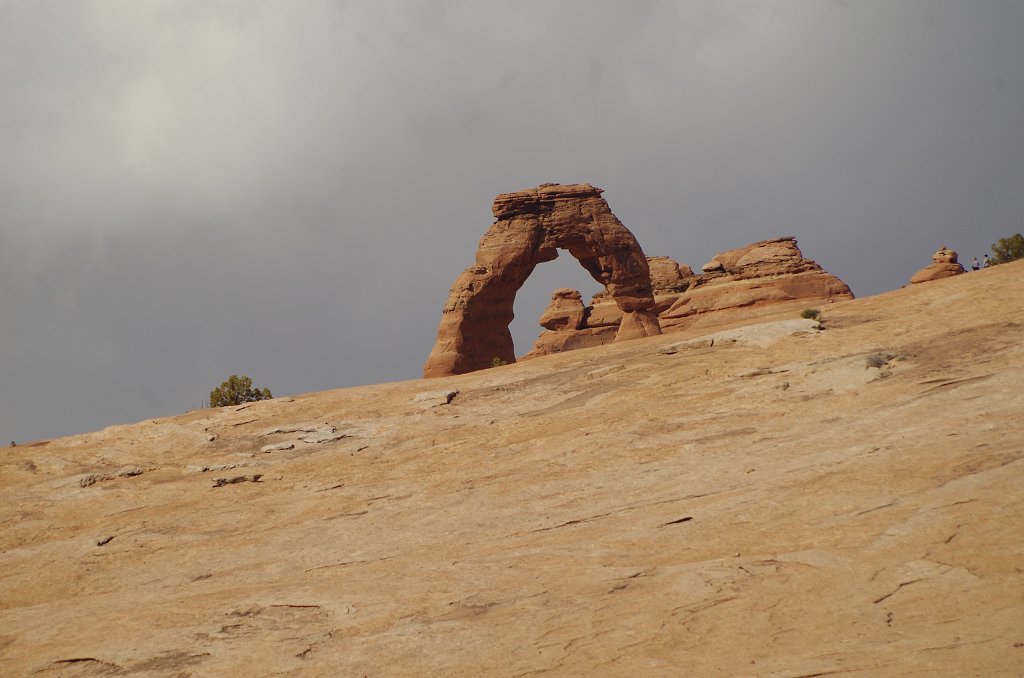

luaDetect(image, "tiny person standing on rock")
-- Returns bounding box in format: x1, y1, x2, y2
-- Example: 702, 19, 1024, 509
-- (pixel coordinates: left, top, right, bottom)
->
972, 257, 980, 271
984, 254, 991, 267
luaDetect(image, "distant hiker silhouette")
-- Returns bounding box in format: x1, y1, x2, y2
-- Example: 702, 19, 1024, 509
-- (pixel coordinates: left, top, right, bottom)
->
984, 254, 991, 267
971, 257, 980, 270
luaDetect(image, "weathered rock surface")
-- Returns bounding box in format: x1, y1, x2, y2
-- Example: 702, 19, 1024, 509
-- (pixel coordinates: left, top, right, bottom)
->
910, 245, 966, 284
647, 255, 694, 292
525, 288, 608, 359
2, 262, 1022, 675
701, 237, 810, 274
538, 288, 586, 331
660, 237, 853, 331
523, 325, 619, 359
527, 238, 853, 357
422, 183, 661, 377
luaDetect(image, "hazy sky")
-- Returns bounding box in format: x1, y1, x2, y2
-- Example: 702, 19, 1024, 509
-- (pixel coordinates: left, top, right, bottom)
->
3, 0, 1022, 443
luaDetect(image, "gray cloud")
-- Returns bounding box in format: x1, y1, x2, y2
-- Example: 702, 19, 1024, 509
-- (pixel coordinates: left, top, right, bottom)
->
2, 0, 1022, 442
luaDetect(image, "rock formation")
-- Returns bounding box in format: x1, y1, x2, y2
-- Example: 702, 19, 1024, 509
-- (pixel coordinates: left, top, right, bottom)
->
525, 237, 854, 358
423, 184, 661, 377
524, 288, 611, 358
525, 317, 616, 360
647, 256, 694, 293
910, 245, 966, 284
659, 237, 854, 331
538, 288, 586, 331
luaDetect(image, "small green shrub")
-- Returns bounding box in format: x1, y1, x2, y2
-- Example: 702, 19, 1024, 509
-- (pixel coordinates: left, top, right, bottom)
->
491, 357, 508, 368
209, 375, 273, 408
800, 308, 821, 320
865, 352, 894, 369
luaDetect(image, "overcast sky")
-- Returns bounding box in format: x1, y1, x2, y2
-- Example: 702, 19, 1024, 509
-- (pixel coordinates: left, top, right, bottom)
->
2, 0, 1022, 443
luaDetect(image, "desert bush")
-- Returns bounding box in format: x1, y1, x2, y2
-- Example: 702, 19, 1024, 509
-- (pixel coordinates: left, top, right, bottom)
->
491, 357, 508, 368
800, 308, 821, 320
209, 375, 272, 408
989, 233, 1024, 265
865, 352, 895, 369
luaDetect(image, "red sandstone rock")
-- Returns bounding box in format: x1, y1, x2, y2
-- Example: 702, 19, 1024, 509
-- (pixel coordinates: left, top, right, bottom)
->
616, 308, 663, 340
524, 288, 593, 359
647, 256, 694, 292
701, 238, 819, 276
583, 255, 693, 327
522, 326, 618, 359
584, 300, 620, 327
423, 184, 661, 377
525, 237, 854, 355
910, 246, 966, 284
661, 238, 853, 330
538, 288, 586, 331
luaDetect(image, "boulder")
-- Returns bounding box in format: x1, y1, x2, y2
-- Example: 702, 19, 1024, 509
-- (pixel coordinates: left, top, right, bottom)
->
647, 256, 694, 292
910, 246, 966, 284
538, 288, 586, 331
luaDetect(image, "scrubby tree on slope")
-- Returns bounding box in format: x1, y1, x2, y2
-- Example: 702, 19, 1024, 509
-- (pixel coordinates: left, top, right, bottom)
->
990, 233, 1024, 265
209, 375, 272, 407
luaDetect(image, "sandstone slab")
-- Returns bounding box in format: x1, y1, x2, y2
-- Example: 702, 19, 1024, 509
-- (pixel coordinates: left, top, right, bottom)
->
2, 261, 1022, 676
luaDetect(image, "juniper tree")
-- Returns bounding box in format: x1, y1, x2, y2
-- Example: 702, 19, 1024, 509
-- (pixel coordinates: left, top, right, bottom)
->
209, 375, 272, 407
989, 233, 1024, 265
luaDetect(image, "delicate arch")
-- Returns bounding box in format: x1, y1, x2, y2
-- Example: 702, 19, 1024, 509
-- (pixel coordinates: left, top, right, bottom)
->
423, 184, 661, 377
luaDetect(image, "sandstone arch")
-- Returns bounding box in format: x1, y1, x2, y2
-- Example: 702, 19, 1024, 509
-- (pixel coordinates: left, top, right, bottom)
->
423, 183, 661, 377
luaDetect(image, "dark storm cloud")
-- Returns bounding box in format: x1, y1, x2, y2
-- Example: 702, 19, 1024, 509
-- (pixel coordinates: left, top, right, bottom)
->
2, 1, 1023, 442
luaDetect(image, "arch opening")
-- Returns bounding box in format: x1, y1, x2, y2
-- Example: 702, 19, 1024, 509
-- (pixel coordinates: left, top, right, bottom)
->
510, 248, 606, 358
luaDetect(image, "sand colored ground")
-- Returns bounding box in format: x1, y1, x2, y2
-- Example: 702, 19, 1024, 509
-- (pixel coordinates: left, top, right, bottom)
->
2, 261, 1022, 676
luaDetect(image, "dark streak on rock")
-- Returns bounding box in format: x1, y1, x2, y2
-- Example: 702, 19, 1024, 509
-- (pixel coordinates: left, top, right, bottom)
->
212, 474, 262, 487
856, 501, 898, 516
324, 510, 369, 521
53, 657, 124, 671
873, 578, 925, 604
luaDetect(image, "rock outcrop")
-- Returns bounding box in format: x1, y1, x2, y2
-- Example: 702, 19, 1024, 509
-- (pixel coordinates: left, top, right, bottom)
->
524, 288, 612, 358
659, 237, 854, 331
525, 237, 854, 358
423, 184, 661, 377
647, 256, 694, 292
538, 288, 586, 331
910, 246, 966, 284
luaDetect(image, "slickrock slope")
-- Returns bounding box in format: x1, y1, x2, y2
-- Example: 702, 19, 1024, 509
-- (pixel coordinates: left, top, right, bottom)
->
3, 262, 1023, 676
